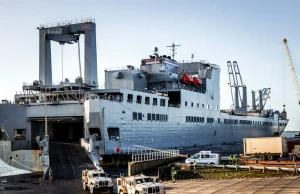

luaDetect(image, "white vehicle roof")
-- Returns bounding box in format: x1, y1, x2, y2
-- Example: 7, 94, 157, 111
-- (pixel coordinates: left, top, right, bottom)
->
199, 151, 218, 155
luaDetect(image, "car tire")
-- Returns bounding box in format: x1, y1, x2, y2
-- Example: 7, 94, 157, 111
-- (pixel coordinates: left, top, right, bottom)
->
135, 191, 140, 194
210, 163, 215, 165
83, 182, 87, 191
109, 187, 113, 194
119, 190, 124, 194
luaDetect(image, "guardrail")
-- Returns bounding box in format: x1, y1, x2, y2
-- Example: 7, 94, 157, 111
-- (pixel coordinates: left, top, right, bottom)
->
38, 17, 95, 29
175, 163, 300, 174
132, 150, 180, 162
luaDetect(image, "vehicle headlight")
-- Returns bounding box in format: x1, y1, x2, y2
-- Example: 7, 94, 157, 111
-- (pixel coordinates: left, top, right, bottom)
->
143, 188, 147, 191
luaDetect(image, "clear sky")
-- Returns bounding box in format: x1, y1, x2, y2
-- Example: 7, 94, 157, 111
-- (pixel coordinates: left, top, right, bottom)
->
0, 0, 299, 131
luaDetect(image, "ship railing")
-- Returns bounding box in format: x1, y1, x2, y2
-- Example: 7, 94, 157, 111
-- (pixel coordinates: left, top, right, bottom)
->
23, 78, 99, 87
105, 66, 139, 71
131, 150, 180, 162
175, 163, 300, 174
38, 17, 95, 29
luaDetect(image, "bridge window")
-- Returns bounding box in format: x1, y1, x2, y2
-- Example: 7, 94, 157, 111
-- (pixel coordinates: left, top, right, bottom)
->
191, 102, 193, 107
138, 113, 142, 120
147, 113, 151, 121
202, 104, 204, 108
197, 103, 199, 108
156, 114, 159, 121
137, 95, 142, 104
145, 97, 150, 105
166, 115, 168, 121
132, 112, 137, 120
14, 129, 25, 140
153, 98, 157, 106
160, 99, 165, 106
107, 128, 120, 141
127, 94, 133, 103
185, 101, 187, 106
152, 114, 155, 121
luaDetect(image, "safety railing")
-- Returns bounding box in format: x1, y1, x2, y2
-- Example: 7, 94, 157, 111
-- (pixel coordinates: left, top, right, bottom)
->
131, 150, 180, 162
175, 163, 300, 174
38, 17, 95, 29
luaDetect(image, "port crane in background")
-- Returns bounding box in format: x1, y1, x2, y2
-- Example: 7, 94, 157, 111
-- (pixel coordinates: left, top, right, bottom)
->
227, 61, 248, 112
283, 38, 300, 105
253, 88, 271, 111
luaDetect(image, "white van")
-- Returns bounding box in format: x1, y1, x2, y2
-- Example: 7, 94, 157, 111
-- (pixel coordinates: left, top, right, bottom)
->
185, 151, 219, 165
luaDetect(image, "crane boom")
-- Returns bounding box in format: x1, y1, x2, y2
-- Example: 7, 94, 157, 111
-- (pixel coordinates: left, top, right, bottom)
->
283, 38, 300, 105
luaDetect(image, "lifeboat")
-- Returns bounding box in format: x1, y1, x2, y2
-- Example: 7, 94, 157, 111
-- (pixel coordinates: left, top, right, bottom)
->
193, 77, 202, 85
182, 73, 193, 83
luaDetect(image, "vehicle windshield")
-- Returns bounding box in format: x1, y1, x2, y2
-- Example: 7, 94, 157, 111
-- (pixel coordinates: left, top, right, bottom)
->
144, 178, 153, 183
135, 177, 154, 184
135, 178, 143, 184
92, 173, 106, 177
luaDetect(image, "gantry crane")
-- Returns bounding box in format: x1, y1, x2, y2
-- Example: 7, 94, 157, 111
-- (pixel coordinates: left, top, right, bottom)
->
283, 38, 300, 105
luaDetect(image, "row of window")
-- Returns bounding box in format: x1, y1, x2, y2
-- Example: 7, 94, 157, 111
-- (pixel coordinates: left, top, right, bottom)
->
240, 120, 252, 125
132, 112, 168, 122
184, 101, 218, 110
186, 116, 205, 123
147, 113, 168, 122
127, 94, 166, 107
224, 119, 238, 124
186, 116, 221, 123
279, 123, 287, 126
132, 112, 284, 126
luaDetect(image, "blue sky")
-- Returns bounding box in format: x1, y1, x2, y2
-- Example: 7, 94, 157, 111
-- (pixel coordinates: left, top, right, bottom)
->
0, 0, 299, 131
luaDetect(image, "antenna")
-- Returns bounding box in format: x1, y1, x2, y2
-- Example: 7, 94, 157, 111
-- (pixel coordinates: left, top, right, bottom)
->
191, 54, 194, 62
166, 43, 180, 59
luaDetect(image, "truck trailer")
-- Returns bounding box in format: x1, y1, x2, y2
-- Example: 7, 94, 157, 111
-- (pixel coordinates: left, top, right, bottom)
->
243, 137, 288, 160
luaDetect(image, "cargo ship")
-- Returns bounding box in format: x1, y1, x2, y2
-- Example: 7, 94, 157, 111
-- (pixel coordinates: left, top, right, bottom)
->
0, 18, 288, 160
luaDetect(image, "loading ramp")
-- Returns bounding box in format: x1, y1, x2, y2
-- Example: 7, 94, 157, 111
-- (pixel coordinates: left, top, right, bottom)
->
49, 141, 94, 180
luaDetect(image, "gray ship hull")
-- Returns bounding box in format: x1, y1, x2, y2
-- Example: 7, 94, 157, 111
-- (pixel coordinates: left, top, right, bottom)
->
103, 123, 280, 154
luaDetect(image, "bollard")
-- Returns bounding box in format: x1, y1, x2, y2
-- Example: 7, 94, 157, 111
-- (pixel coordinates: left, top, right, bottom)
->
277, 168, 280, 173
249, 166, 251, 172
262, 167, 265, 173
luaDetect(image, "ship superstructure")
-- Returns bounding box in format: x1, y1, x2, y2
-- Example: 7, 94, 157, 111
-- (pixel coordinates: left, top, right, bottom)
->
0, 18, 288, 160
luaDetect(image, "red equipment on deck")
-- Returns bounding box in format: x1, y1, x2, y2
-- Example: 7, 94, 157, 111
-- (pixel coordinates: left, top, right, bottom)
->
182, 73, 193, 83
193, 77, 202, 85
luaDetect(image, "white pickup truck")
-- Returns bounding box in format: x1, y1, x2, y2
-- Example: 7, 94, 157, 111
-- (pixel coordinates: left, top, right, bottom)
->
117, 174, 166, 194
82, 169, 114, 194
185, 151, 220, 165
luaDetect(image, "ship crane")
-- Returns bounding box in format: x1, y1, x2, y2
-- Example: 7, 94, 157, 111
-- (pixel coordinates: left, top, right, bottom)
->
227, 61, 247, 112
283, 38, 300, 105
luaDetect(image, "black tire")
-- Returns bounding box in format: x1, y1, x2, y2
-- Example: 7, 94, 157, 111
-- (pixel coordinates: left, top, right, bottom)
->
119, 190, 124, 194
210, 163, 215, 165
267, 155, 273, 160
109, 187, 113, 194
135, 191, 140, 194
